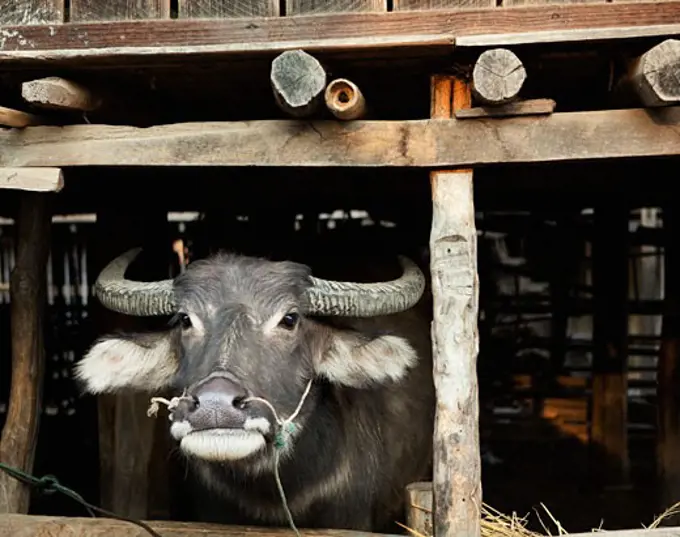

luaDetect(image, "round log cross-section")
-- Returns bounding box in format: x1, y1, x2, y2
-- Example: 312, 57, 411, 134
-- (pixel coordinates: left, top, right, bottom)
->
270, 49, 327, 117
324, 78, 367, 120
471, 48, 526, 105
628, 39, 680, 107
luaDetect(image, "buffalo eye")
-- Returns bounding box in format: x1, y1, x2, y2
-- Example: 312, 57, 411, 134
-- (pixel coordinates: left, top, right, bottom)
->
279, 312, 299, 330
178, 313, 192, 330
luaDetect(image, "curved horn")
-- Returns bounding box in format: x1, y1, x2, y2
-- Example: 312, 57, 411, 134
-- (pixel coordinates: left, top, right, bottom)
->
94, 248, 176, 316
306, 256, 426, 317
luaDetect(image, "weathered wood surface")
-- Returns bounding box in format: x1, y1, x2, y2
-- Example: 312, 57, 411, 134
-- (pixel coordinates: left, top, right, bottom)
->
270, 50, 327, 117
1, 4, 680, 65
626, 39, 680, 107
0, 106, 44, 128
21, 77, 101, 112
504, 0, 604, 5
429, 74, 481, 537
591, 205, 630, 487
4, 515, 680, 537
178, 0, 279, 18
0, 515, 396, 537
0, 0, 63, 25
69, 0, 169, 21
324, 78, 367, 120
0, 193, 51, 513
286, 0, 386, 14
393, 0, 494, 10
472, 48, 526, 105
2, 107, 680, 167
658, 204, 680, 520
454, 98, 555, 119
0, 167, 63, 192
405, 481, 433, 537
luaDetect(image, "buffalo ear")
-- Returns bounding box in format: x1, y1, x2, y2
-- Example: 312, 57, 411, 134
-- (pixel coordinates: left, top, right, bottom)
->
314, 328, 418, 389
75, 329, 180, 394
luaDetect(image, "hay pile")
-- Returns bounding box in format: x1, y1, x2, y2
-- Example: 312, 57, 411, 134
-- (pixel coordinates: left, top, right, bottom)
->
399, 501, 680, 537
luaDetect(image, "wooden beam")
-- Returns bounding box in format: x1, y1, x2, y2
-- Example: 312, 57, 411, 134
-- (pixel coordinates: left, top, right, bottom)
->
0, 192, 51, 513
0, 168, 64, 192
324, 78, 367, 120
624, 39, 680, 107
0, 515, 395, 537
2, 107, 680, 167
658, 203, 680, 521
471, 48, 526, 106
429, 74, 481, 537
21, 77, 102, 112
270, 50, 327, 117
590, 204, 630, 487
1, 4, 680, 66
454, 98, 556, 119
0, 106, 45, 128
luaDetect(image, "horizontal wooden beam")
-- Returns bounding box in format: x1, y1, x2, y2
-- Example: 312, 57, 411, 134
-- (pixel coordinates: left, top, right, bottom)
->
1, 107, 680, 168
0, 515, 397, 537
1, 3, 680, 66
0, 168, 64, 192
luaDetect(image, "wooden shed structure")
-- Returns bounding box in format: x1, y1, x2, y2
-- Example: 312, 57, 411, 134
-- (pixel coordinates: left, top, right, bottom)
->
2, 1, 680, 537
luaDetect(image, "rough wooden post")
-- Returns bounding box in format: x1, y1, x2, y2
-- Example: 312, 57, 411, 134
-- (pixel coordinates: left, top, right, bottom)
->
658, 204, 680, 521
429, 74, 481, 537
0, 192, 52, 513
590, 205, 630, 487
626, 39, 680, 107
270, 49, 327, 117
406, 481, 434, 536
472, 48, 526, 106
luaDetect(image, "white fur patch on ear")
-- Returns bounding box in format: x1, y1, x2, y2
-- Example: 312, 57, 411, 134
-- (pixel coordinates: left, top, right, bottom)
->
75, 336, 178, 394
180, 430, 266, 461
316, 333, 418, 388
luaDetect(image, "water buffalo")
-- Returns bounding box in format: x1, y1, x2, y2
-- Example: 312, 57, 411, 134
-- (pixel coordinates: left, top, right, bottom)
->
75, 247, 435, 532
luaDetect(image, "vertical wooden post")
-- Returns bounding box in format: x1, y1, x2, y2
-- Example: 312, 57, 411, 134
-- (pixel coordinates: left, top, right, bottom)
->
658, 204, 680, 520
0, 192, 51, 513
429, 74, 481, 537
590, 204, 630, 487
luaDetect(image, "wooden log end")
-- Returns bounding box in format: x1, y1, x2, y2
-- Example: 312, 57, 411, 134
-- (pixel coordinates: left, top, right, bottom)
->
471, 48, 526, 106
270, 49, 327, 117
0, 168, 64, 193
324, 78, 367, 120
630, 38, 680, 107
0, 105, 45, 128
21, 77, 102, 112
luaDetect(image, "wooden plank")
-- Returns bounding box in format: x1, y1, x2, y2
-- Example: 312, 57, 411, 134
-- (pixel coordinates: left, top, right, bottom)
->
0, 167, 63, 192
454, 98, 556, 120
504, 0, 605, 6
405, 482, 433, 537
0, 193, 51, 513
393, 0, 494, 9
1, 4, 680, 66
429, 74, 481, 537
0, 0, 63, 25
0, 515, 398, 537
658, 203, 680, 520
70, 0, 169, 22
178, 0, 279, 18
287, 0, 386, 15
2, 107, 680, 168
590, 205, 630, 487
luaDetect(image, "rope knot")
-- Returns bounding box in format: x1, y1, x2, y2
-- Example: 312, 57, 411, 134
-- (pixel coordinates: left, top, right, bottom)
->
37, 474, 60, 494
274, 421, 298, 450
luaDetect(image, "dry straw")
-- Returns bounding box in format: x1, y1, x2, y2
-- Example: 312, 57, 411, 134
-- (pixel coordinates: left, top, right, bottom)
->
397, 500, 680, 537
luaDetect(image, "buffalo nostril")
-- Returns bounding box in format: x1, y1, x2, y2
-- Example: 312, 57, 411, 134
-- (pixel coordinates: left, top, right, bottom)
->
232, 395, 248, 410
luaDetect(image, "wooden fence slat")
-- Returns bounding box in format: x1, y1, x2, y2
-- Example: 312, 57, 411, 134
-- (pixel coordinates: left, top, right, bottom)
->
393, 0, 493, 9
69, 0, 170, 22
503, 0, 604, 5
0, 0, 63, 25
178, 0, 279, 18
286, 0, 385, 14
